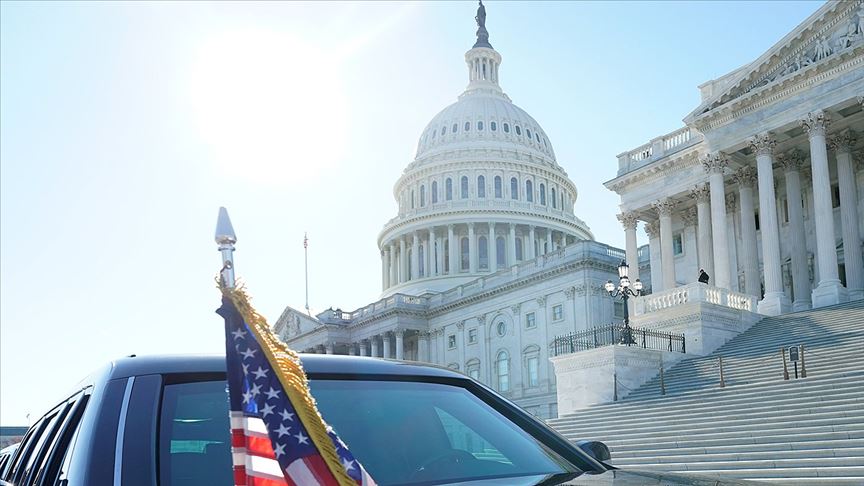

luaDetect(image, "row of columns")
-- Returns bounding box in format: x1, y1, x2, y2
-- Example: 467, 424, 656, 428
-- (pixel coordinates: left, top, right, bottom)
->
305, 331, 408, 360
381, 223, 569, 290
620, 111, 861, 314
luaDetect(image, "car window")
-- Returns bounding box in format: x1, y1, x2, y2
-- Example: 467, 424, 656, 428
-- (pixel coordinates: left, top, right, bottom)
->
44, 393, 89, 486
4, 417, 47, 482
18, 403, 70, 484
309, 379, 580, 486
158, 380, 232, 486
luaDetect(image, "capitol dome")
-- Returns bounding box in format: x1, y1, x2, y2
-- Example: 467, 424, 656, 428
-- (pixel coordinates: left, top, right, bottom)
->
378, 5, 593, 297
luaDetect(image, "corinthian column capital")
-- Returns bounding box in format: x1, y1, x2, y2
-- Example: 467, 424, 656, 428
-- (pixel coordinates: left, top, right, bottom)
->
777, 148, 805, 173
689, 183, 711, 204
801, 111, 830, 137
701, 152, 729, 174
645, 220, 660, 239
617, 212, 639, 230
732, 166, 758, 188
682, 207, 698, 226
749, 133, 776, 156
652, 198, 676, 217
828, 129, 856, 154
725, 193, 738, 213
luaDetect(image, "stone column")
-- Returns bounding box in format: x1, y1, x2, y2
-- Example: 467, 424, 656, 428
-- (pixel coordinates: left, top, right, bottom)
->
427, 228, 436, 278
325, 342, 334, 355
418, 331, 429, 362
830, 130, 864, 300
370, 336, 379, 357
488, 223, 497, 271
726, 193, 740, 291
395, 330, 404, 360
348, 344, 355, 356
733, 166, 760, 297
359, 339, 368, 357
382, 332, 391, 359
617, 213, 640, 282
646, 221, 663, 292
653, 199, 677, 289
437, 235, 444, 276
750, 134, 791, 314
388, 243, 397, 287
546, 229, 553, 255
382, 249, 391, 290
702, 153, 732, 290
468, 223, 477, 273
802, 112, 848, 307
399, 237, 407, 283
682, 208, 699, 282
689, 184, 714, 278
528, 225, 536, 260
779, 150, 811, 310
447, 224, 457, 274
508, 224, 517, 265
411, 232, 420, 280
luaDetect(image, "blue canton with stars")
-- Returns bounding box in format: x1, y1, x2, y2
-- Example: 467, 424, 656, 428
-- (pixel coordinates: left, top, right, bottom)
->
219, 297, 365, 482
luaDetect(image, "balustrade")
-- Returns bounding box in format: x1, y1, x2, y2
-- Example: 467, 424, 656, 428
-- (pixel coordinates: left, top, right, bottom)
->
634, 282, 757, 315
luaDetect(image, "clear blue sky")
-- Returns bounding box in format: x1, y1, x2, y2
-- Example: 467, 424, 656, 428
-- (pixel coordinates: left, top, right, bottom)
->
0, 1, 822, 425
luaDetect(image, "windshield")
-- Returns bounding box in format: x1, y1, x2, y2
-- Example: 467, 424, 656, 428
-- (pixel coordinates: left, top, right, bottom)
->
309, 379, 582, 486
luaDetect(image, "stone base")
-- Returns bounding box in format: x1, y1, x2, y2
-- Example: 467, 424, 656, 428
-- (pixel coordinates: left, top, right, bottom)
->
812, 280, 849, 308
757, 292, 792, 316
848, 288, 864, 301
792, 299, 813, 312
550, 345, 687, 415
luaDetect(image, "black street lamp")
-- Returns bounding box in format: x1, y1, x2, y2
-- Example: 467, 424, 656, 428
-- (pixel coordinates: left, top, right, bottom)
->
605, 260, 643, 345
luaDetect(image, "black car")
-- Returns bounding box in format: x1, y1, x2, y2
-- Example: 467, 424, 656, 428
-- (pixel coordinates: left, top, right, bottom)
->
0, 354, 755, 485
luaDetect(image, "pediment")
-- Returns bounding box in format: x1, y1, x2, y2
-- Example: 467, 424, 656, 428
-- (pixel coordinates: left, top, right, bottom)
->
686, 0, 864, 125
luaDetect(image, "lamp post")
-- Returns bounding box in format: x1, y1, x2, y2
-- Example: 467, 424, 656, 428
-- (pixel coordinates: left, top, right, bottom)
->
605, 260, 643, 345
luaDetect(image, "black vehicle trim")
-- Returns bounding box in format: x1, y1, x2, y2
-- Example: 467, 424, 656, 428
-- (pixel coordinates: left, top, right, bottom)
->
113, 377, 135, 486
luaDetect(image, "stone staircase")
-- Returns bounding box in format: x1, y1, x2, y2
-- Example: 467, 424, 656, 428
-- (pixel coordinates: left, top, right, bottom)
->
547, 301, 864, 484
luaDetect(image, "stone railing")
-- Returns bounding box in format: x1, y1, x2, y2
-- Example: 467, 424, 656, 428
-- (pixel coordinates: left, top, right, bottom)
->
616, 126, 703, 176
634, 282, 757, 315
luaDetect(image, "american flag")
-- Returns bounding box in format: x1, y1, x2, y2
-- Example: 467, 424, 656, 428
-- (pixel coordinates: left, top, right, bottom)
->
218, 291, 376, 486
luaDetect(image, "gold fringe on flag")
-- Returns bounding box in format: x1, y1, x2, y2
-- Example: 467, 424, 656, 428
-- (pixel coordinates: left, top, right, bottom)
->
220, 282, 356, 486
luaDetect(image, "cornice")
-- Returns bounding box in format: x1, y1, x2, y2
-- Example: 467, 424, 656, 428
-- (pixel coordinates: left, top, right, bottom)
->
605, 149, 703, 194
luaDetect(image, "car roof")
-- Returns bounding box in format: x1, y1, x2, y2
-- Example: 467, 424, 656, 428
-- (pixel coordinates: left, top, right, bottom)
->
100, 353, 467, 381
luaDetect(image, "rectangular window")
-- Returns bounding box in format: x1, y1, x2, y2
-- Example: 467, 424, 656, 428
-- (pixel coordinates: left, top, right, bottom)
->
613, 301, 625, 319
672, 233, 683, 255
468, 328, 477, 344
468, 368, 480, 380
448, 334, 456, 349
552, 304, 563, 321
527, 357, 539, 387
525, 312, 536, 329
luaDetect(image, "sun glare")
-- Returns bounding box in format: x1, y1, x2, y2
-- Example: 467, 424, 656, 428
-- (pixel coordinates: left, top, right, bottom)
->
188, 28, 348, 186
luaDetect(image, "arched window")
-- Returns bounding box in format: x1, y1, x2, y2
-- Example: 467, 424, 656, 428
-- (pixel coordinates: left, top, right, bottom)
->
411, 190, 415, 209
441, 126, 447, 136
551, 188, 556, 208
503, 123, 510, 133
491, 121, 497, 131
515, 237, 523, 261
515, 126, 522, 136
535, 133, 541, 143
446, 178, 453, 201
477, 121, 484, 131
452, 123, 458, 133
460, 237, 469, 271
464, 121, 471, 132
540, 184, 546, 205
478, 236, 488, 270
510, 177, 518, 200
526, 129, 532, 140
494, 176, 502, 198
524, 345, 540, 388
496, 237, 506, 269
496, 350, 510, 392
419, 245, 425, 277
460, 176, 469, 199
431, 181, 438, 204
420, 185, 426, 207
526, 180, 534, 202
477, 175, 486, 198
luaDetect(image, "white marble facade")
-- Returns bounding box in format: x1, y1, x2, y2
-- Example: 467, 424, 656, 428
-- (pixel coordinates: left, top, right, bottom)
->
275, 14, 621, 420
607, 0, 864, 315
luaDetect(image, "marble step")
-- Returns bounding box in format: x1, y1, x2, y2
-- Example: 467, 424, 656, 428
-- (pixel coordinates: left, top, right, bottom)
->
611, 438, 864, 458
612, 446, 864, 465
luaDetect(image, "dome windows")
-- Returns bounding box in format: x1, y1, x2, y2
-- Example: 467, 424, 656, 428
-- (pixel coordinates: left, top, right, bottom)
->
510, 177, 518, 200
432, 181, 438, 204
432, 129, 436, 139
503, 123, 510, 133
446, 178, 453, 201
464, 122, 471, 132
494, 176, 502, 198
526, 128, 532, 140
477, 175, 486, 198
551, 188, 557, 209
539, 183, 546, 205
491, 121, 497, 131
452, 123, 458, 134
526, 180, 533, 202
442, 126, 447, 136
477, 121, 484, 131
535, 133, 541, 143
515, 126, 522, 136
460, 176, 469, 199
420, 185, 426, 207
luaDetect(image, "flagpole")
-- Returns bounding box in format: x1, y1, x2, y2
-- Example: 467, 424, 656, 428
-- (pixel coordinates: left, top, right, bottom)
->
215, 207, 237, 288
304, 232, 310, 315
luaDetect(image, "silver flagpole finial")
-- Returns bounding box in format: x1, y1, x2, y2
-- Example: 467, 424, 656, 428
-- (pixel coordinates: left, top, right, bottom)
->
215, 207, 237, 288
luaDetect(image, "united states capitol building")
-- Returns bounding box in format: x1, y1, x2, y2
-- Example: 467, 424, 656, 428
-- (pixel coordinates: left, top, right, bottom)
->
277, 0, 864, 425
274, 3, 624, 419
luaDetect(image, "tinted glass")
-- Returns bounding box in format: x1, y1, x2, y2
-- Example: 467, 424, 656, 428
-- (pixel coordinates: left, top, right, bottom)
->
309, 379, 579, 485
158, 380, 232, 486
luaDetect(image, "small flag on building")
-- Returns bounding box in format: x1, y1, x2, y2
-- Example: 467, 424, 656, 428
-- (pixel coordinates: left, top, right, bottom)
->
218, 285, 376, 486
